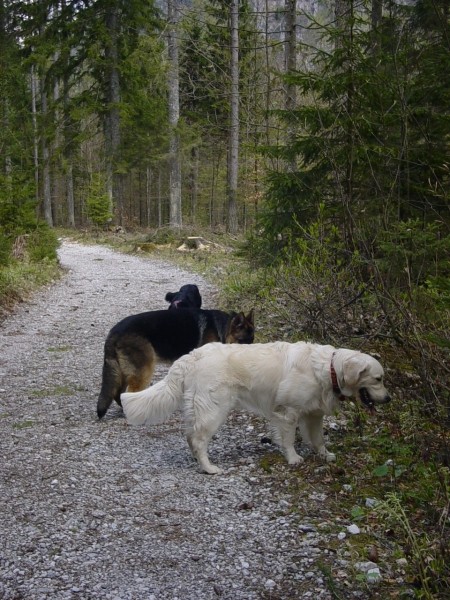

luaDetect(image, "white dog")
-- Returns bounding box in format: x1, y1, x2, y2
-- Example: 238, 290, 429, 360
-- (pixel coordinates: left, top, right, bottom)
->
121, 342, 390, 474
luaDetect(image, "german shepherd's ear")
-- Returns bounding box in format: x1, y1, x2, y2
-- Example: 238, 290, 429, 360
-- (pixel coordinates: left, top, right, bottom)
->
245, 308, 255, 324
228, 309, 255, 344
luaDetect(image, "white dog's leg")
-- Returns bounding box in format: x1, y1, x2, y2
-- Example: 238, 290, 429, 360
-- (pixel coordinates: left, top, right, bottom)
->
187, 432, 223, 475
270, 409, 304, 465
185, 392, 230, 475
299, 414, 336, 463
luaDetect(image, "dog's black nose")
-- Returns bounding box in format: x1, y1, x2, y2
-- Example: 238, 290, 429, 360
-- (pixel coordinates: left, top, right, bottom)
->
384, 395, 391, 403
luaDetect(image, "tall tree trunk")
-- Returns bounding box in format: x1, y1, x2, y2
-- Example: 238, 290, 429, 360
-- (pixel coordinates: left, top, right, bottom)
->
63, 75, 75, 227
371, 0, 382, 54
226, 0, 239, 234
157, 168, 162, 228
146, 166, 152, 227
104, 5, 122, 224
30, 65, 40, 208
66, 162, 75, 227
284, 0, 297, 172
334, 0, 350, 48
264, 0, 271, 148
371, 0, 382, 30
189, 146, 199, 224
167, 0, 182, 228
335, 0, 355, 246
41, 80, 53, 226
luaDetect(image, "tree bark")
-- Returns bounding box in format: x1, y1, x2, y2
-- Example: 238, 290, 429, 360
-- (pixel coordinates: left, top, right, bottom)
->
226, 0, 239, 234
335, 0, 350, 49
371, 0, 382, 54
284, 0, 297, 172
41, 80, 53, 226
371, 0, 382, 30
63, 74, 75, 228
146, 166, 152, 227
104, 5, 122, 224
167, 0, 182, 228
189, 146, 199, 223
30, 65, 40, 209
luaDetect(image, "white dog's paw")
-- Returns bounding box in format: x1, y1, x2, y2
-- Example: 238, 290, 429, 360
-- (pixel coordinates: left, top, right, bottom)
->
325, 452, 336, 463
287, 452, 304, 466
202, 465, 223, 475
318, 447, 336, 463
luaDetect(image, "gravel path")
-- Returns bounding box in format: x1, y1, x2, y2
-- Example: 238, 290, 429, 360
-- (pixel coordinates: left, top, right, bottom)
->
0, 240, 382, 600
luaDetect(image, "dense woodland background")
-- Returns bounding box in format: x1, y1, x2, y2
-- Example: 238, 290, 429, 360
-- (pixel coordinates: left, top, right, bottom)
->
0, 1, 449, 597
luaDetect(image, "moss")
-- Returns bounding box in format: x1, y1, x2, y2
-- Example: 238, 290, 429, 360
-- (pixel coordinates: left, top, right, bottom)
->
13, 420, 34, 429
47, 345, 72, 353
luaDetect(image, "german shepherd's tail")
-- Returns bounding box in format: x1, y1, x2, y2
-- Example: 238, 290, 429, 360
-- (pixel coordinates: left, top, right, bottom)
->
97, 339, 123, 420
121, 353, 192, 426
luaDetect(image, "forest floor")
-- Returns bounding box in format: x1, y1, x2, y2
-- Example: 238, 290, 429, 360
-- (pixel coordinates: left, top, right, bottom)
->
0, 239, 415, 599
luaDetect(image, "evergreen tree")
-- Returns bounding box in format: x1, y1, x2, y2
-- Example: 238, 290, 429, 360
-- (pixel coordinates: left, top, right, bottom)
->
260, 0, 449, 255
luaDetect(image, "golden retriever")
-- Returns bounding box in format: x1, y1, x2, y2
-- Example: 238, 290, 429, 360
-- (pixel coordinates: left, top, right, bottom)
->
121, 342, 390, 474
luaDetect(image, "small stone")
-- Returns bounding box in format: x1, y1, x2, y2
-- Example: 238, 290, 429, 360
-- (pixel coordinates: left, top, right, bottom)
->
264, 579, 276, 590
337, 532, 346, 540
299, 524, 316, 533
365, 497, 378, 508
367, 567, 382, 583
355, 561, 378, 572
347, 524, 360, 534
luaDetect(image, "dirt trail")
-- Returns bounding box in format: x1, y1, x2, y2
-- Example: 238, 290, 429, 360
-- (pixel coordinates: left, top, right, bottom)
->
0, 240, 375, 599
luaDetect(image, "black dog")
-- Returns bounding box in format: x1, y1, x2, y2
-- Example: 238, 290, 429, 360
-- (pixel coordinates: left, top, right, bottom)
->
165, 284, 202, 309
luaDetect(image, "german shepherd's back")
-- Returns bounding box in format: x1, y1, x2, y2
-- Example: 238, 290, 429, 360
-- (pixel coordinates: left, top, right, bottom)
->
97, 308, 254, 419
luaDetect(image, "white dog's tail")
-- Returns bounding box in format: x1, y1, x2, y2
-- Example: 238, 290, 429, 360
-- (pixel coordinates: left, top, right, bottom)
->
121, 354, 191, 426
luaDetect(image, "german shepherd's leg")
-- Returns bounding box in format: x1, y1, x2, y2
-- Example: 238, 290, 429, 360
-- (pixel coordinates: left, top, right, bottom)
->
185, 392, 229, 475
299, 414, 336, 463
118, 342, 156, 394
269, 407, 304, 465
125, 362, 155, 393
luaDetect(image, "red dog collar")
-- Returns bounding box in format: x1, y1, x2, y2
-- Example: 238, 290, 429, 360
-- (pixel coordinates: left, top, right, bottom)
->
331, 353, 346, 400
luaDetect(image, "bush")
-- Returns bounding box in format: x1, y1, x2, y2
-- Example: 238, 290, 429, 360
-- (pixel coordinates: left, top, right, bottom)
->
85, 174, 113, 228
27, 227, 59, 263
0, 232, 12, 267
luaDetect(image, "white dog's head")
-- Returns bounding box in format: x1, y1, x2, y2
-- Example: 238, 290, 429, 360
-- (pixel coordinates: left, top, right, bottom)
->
333, 349, 391, 410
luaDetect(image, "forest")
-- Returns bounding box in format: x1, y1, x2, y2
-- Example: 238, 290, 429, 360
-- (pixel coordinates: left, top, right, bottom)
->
0, 0, 449, 597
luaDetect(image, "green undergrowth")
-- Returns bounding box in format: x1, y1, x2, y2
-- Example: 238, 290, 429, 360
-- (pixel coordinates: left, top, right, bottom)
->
30, 384, 81, 398
264, 411, 449, 598
0, 224, 60, 320
0, 259, 61, 322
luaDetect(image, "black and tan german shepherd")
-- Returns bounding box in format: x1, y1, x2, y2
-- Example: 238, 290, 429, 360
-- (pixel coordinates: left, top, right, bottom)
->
96, 308, 255, 419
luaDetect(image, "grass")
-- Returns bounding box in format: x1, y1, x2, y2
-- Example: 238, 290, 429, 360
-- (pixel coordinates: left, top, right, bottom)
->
30, 385, 80, 398
47, 345, 72, 353
12, 420, 34, 429
0, 258, 61, 322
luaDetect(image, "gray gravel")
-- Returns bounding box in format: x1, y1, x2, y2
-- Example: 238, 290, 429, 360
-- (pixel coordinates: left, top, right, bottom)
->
0, 240, 393, 599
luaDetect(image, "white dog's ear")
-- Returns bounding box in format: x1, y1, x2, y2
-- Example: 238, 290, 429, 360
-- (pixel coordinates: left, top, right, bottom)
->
341, 356, 368, 395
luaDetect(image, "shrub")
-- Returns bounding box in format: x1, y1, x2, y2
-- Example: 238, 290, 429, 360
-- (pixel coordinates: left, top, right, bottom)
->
27, 227, 59, 263
85, 173, 113, 228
